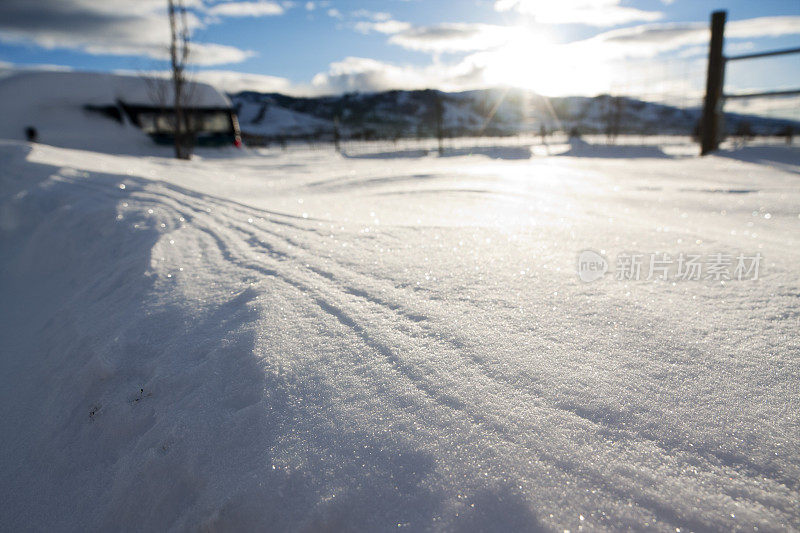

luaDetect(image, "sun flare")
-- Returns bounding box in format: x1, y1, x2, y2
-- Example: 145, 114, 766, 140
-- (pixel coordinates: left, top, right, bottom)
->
484, 30, 613, 96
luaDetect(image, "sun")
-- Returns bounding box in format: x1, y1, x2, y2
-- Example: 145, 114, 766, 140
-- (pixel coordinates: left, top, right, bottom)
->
483, 30, 613, 96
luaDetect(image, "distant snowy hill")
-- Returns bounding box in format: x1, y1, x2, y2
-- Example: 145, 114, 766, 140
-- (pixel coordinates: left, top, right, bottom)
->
236, 95, 332, 138
230, 89, 799, 142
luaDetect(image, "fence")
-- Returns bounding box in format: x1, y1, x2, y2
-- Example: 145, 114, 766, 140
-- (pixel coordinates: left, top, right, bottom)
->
700, 10, 800, 154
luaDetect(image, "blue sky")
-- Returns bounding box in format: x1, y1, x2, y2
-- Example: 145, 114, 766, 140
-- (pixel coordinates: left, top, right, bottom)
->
0, 0, 798, 105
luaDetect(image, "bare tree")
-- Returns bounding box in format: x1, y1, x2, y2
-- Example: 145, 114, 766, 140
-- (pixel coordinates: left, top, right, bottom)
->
168, 0, 193, 159
424, 90, 444, 156
333, 116, 341, 153
603, 95, 623, 145
434, 93, 444, 156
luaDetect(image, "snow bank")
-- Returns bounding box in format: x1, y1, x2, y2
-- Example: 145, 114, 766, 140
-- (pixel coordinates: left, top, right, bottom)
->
1, 139, 798, 531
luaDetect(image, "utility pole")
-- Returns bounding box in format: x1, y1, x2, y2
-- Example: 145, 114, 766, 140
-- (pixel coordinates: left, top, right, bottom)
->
700, 10, 726, 155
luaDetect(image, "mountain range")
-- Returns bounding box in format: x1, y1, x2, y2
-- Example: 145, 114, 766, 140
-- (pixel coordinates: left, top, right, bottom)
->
230, 88, 798, 144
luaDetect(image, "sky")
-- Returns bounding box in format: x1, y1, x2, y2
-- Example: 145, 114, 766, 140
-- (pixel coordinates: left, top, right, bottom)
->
0, 0, 798, 109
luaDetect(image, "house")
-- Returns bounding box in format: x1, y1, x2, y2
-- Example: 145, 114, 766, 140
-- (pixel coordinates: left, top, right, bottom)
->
0, 70, 241, 153
115, 99, 241, 147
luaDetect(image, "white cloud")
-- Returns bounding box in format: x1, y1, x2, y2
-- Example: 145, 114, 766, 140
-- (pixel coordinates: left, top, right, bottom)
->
590, 16, 800, 58
726, 16, 800, 39
192, 69, 293, 92
388, 23, 523, 53
129, 56, 484, 96
187, 43, 257, 65
311, 57, 424, 93
0, 0, 258, 66
351, 10, 392, 22
349, 9, 406, 35
590, 22, 707, 56
110, 65, 292, 94
495, 0, 662, 27
205, 1, 285, 17
327, 8, 343, 19
354, 20, 411, 35
307, 55, 492, 95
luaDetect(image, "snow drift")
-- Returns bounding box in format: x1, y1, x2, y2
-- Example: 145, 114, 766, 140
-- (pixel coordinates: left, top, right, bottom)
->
1, 138, 799, 531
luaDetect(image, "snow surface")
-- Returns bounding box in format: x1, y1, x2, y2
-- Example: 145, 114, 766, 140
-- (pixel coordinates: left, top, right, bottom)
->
1, 137, 799, 531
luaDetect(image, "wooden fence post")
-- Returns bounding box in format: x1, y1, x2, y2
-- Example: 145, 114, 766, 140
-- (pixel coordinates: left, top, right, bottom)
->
700, 10, 726, 155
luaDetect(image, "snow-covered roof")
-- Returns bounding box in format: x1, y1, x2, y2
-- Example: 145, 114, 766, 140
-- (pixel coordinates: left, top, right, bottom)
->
0, 70, 230, 108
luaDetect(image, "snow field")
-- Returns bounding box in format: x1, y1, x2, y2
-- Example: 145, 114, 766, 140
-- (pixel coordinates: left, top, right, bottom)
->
1, 139, 798, 531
